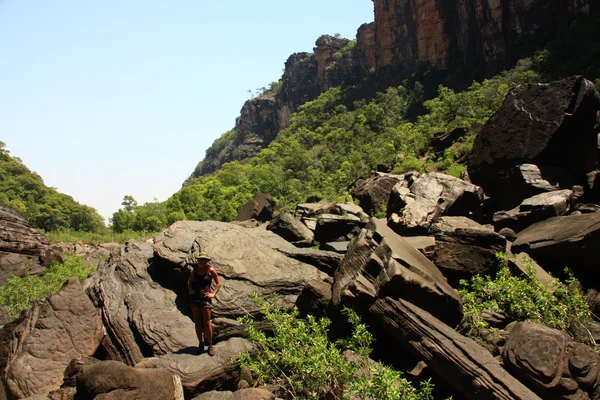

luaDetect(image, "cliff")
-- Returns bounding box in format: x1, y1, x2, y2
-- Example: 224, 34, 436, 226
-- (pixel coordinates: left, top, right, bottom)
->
374, 0, 594, 88
188, 25, 377, 179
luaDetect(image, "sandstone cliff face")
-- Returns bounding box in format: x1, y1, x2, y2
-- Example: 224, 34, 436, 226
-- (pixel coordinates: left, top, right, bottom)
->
374, 0, 594, 87
190, 28, 377, 178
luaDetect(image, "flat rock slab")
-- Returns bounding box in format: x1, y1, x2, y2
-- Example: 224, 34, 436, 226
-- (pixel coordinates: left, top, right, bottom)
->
193, 388, 275, 400
153, 221, 329, 317
266, 210, 314, 246
370, 298, 541, 400
138, 337, 254, 397
4, 278, 103, 399
512, 212, 600, 282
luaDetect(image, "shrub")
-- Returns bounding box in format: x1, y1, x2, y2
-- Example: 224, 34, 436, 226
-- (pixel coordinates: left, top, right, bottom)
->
238, 294, 436, 400
459, 253, 593, 344
0, 255, 95, 318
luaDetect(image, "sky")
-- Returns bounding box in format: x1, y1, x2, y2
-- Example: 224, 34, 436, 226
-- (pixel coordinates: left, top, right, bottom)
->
0, 0, 374, 222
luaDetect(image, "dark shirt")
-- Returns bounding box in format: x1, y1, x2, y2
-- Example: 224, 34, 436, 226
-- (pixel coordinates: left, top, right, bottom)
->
192, 265, 213, 298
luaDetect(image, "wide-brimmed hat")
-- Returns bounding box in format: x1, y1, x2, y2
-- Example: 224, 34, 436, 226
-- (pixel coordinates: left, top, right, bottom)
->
194, 251, 211, 261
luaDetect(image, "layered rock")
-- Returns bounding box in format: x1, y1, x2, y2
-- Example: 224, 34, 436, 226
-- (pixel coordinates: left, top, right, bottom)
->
374, 0, 594, 87
352, 173, 404, 215
0, 205, 61, 286
4, 278, 103, 398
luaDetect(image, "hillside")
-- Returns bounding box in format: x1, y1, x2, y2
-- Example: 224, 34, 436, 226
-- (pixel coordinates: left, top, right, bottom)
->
0, 142, 105, 233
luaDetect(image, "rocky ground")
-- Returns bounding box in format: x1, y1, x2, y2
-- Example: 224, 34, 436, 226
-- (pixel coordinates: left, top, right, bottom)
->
0, 76, 599, 399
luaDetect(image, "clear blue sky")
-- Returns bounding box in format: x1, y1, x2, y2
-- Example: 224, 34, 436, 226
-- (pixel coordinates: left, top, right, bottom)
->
0, 0, 374, 222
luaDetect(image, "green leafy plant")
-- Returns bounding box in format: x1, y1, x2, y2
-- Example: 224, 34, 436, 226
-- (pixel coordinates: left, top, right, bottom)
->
459, 252, 594, 344
0, 255, 95, 318
238, 294, 436, 400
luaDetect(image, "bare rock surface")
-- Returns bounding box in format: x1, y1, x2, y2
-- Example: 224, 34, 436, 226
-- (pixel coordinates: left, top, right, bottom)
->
511, 212, 600, 282
352, 173, 404, 215
0, 205, 60, 286
192, 388, 276, 400
266, 210, 314, 246
235, 193, 276, 222
137, 337, 254, 397
86, 240, 197, 365
387, 172, 483, 235
370, 298, 542, 400
493, 189, 573, 232
72, 359, 184, 400
4, 278, 103, 399
503, 322, 600, 399
430, 216, 507, 286
153, 221, 329, 318
333, 218, 462, 325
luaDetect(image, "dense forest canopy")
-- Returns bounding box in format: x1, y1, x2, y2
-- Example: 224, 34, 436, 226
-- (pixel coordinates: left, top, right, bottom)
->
0, 141, 105, 233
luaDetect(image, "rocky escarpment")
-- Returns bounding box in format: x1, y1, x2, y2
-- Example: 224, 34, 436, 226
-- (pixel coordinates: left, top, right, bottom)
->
374, 0, 594, 88
189, 25, 377, 179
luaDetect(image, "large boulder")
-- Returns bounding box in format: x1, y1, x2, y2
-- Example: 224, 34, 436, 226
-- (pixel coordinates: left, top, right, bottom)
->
314, 213, 367, 245
370, 298, 541, 400
333, 218, 462, 326
153, 221, 329, 318
266, 210, 314, 247
511, 212, 600, 283
468, 76, 600, 207
86, 241, 198, 366
351, 173, 403, 215
70, 359, 184, 400
503, 322, 600, 399
137, 337, 254, 397
3, 278, 103, 399
235, 193, 275, 222
0, 205, 62, 286
430, 217, 507, 286
193, 388, 276, 400
387, 172, 484, 235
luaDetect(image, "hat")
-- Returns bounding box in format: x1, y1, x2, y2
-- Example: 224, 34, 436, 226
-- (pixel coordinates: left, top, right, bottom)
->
194, 251, 211, 261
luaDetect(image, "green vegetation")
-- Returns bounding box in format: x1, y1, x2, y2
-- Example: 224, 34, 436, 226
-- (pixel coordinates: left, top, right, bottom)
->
459, 253, 593, 345
44, 228, 155, 245
0, 255, 95, 318
0, 142, 105, 233
238, 295, 436, 400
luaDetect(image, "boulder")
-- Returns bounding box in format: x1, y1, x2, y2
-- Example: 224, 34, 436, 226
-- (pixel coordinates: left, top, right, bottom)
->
87, 240, 198, 365
493, 189, 573, 232
351, 173, 403, 215
321, 241, 350, 254
0, 205, 61, 286
387, 172, 483, 235
235, 194, 275, 222
266, 210, 314, 246
403, 236, 435, 258
52, 242, 120, 268
72, 359, 184, 400
4, 278, 103, 399
511, 212, 600, 283
295, 279, 332, 318
370, 298, 542, 400
468, 76, 600, 206
333, 219, 462, 326
507, 253, 555, 291
153, 221, 329, 318
430, 127, 469, 154
429, 217, 507, 286
503, 322, 600, 400
314, 213, 367, 244
295, 202, 369, 221
136, 337, 254, 397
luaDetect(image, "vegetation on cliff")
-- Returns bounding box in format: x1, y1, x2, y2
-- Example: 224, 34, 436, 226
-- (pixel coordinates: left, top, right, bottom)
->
0, 142, 105, 233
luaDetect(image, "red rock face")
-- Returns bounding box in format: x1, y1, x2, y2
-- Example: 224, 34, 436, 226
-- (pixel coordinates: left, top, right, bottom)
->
374, 0, 594, 86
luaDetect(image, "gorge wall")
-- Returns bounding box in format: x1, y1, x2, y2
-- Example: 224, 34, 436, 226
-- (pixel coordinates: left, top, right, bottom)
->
189, 0, 595, 181
374, 0, 594, 87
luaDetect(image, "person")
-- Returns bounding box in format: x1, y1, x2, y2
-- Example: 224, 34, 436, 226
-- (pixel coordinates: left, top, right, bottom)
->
188, 251, 221, 356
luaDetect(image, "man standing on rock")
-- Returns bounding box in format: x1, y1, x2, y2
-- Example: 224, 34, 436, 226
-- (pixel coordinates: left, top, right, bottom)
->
188, 251, 221, 356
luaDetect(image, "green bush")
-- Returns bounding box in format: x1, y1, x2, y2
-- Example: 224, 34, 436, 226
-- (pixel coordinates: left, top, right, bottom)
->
238, 294, 435, 400
0, 255, 95, 318
459, 253, 593, 344
44, 228, 155, 245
